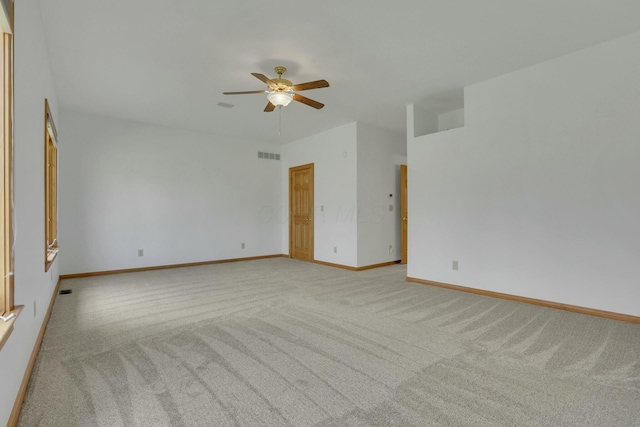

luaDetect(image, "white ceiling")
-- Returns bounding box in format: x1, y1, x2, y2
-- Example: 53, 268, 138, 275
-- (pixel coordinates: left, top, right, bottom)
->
37, 0, 640, 144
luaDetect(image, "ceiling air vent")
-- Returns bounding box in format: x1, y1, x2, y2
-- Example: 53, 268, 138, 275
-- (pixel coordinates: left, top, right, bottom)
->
216, 102, 234, 108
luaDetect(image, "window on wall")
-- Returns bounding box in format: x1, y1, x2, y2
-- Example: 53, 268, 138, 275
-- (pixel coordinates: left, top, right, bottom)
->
0, 0, 15, 347
44, 99, 58, 272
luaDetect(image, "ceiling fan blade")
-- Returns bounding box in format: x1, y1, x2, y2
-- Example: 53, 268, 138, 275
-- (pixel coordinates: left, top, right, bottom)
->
223, 90, 266, 95
293, 94, 324, 109
251, 73, 277, 89
264, 102, 276, 112
291, 80, 330, 92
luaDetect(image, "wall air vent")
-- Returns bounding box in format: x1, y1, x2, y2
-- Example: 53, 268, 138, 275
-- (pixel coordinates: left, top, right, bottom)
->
258, 152, 280, 161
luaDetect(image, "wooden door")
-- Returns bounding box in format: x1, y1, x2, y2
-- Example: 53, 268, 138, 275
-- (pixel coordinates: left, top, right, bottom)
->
401, 164, 408, 264
289, 163, 314, 261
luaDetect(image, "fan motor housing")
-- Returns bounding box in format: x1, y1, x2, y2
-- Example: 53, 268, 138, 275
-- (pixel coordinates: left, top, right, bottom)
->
272, 78, 293, 89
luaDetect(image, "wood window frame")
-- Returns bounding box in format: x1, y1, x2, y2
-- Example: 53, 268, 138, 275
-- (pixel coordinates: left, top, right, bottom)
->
44, 99, 58, 272
0, 0, 17, 350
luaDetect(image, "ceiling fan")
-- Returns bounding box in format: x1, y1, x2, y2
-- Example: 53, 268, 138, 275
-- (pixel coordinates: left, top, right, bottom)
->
223, 66, 329, 112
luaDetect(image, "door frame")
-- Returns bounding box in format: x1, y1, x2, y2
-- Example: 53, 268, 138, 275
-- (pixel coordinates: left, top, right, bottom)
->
401, 164, 407, 264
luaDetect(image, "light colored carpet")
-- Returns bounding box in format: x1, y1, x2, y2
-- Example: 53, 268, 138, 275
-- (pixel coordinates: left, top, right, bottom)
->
18, 258, 640, 426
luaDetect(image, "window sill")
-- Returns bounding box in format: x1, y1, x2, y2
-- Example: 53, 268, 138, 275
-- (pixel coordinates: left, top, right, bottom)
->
0, 305, 23, 351
45, 248, 58, 272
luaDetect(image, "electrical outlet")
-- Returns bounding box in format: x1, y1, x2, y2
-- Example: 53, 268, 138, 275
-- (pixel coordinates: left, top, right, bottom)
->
138, 249, 144, 257
388, 245, 393, 254
388, 204, 393, 212
452, 260, 459, 271
334, 246, 337, 254
241, 243, 245, 249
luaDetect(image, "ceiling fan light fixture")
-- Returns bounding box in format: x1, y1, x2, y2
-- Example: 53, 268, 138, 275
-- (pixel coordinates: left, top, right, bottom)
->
267, 91, 293, 107
223, 66, 328, 111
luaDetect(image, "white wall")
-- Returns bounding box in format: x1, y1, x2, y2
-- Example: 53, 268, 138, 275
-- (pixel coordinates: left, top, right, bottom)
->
59, 111, 282, 275
0, 0, 60, 424
356, 122, 406, 266
409, 104, 438, 138
438, 108, 464, 131
281, 123, 358, 266
408, 31, 640, 317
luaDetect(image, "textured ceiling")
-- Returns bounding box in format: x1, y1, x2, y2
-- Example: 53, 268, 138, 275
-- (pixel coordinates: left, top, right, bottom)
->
38, 0, 640, 144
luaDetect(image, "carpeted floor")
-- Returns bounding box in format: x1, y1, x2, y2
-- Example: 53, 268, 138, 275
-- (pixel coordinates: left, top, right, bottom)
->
18, 258, 640, 426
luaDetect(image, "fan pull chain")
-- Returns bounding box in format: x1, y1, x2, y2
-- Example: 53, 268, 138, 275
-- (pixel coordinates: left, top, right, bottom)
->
278, 106, 282, 135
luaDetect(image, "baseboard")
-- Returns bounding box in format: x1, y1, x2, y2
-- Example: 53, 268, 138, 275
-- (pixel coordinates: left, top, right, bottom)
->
407, 277, 640, 324
356, 260, 401, 271
313, 260, 401, 271
8, 276, 62, 427
59, 254, 288, 279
